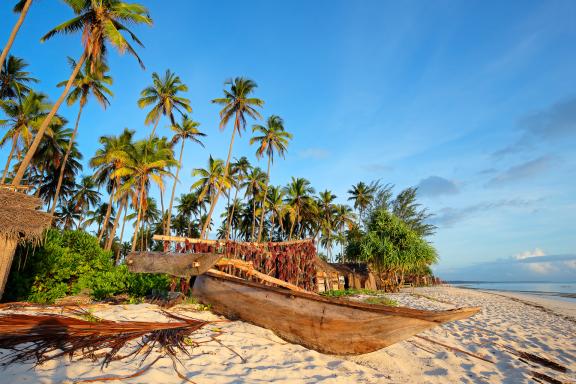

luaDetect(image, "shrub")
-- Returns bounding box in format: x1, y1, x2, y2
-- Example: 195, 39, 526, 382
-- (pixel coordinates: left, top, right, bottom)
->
4, 229, 169, 303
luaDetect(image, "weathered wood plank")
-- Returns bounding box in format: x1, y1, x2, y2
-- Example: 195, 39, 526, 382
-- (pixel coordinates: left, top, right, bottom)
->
126, 252, 222, 277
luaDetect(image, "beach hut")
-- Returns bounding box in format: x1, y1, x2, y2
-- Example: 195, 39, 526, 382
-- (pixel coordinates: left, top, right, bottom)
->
0, 186, 51, 300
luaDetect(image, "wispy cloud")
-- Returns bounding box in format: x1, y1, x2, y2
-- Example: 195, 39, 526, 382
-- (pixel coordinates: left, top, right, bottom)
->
494, 96, 576, 157
486, 156, 553, 187
431, 198, 536, 227
514, 247, 545, 260
298, 148, 330, 159
416, 176, 459, 197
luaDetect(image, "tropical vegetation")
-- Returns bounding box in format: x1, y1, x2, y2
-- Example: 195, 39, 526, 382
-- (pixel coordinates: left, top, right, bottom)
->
0, 0, 440, 301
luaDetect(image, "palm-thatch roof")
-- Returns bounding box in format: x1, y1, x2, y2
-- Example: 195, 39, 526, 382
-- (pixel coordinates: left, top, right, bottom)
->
0, 187, 51, 244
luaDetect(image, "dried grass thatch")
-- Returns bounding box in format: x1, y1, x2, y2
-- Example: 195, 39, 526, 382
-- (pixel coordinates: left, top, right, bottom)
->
0, 188, 51, 244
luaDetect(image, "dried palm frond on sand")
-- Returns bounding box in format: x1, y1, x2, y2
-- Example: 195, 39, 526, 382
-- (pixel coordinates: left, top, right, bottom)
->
0, 311, 215, 382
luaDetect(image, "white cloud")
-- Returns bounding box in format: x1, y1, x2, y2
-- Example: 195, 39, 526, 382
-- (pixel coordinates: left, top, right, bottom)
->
514, 247, 545, 260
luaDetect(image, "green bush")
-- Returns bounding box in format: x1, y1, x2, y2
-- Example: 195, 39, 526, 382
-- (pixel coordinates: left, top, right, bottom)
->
5, 229, 169, 303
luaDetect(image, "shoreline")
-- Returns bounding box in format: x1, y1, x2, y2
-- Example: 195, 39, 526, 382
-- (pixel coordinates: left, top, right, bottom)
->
475, 288, 576, 321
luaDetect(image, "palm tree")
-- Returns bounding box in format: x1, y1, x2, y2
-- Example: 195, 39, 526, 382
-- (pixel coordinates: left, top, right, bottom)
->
32, 122, 83, 208
203, 77, 264, 238
50, 59, 113, 217
0, 91, 54, 183
191, 156, 230, 235
284, 177, 315, 240
316, 189, 337, 241
56, 199, 81, 230
90, 129, 134, 242
12, 0, 152, 185
71, 175, 101, 226
250, 115, 292, 242
224, 156, 250, 240
333, 204, 355, 261
116, 138, 176, 251
0, 0, 34, 70
175, 191, 201, 236
266, 185, 287, 241
138, 69, 191, 138
347, 182, 375, 224
165, 115, 205, 234
243, 167, 267, 241
84, 202, 115, 236
0, 55, 38, 100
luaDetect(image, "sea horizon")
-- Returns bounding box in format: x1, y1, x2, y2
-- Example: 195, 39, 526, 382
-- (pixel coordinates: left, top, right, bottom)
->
449, 281, 576, 302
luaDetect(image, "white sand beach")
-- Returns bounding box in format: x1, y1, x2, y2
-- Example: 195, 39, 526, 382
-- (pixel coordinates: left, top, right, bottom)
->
0, 286, 574, 384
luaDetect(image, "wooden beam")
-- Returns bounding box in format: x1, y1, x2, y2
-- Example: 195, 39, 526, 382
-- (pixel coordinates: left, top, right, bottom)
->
152, 234, 314, 247
126, 251, 222, 277
214, 258, 311, 293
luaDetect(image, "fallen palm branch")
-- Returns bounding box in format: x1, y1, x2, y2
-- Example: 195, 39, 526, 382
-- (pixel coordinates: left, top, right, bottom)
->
415, 334, 569, 384
0, 311, 212, 370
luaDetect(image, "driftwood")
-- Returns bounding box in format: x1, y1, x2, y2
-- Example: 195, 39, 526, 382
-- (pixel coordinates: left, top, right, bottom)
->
192, 272, 480, 355
126, 251, 222, 277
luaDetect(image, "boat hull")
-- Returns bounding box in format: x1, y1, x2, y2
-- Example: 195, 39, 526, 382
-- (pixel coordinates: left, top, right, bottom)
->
192, 273, 480, 355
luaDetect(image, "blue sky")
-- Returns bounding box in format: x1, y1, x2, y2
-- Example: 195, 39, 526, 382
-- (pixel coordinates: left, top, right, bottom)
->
1, 0, 575, 280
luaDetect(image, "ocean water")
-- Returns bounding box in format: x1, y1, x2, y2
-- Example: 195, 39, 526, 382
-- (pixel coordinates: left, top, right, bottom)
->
449, 281, 576, 302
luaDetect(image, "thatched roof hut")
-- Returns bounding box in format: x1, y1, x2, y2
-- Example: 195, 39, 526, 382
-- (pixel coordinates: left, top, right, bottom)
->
0, 187, 52, 299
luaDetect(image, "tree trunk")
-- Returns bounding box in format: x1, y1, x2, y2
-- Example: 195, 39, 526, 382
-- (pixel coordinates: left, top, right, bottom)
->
0, 235, 17, 300
97, 182, 115, 242
12, 51, 87, 185
106, 196, 126, 251
257, 155, 271, 242
224, 186, 239, 240
0, 0, 33, 70
49, 104, 83, 218
201, 113, 239, 238
1, 137, 18, 184
159, 186, 165, 233
149, 118, 160, 138
131, 180, 145, 251
115, 202, 128, 265
165, 140, 184, 235
251, 193, 257, 241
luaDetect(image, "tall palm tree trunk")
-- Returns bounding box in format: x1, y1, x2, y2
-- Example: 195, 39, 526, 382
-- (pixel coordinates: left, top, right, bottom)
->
49, 104, 83, 217
225, 187, 239, 240
1, 137, 18, 184
251, 194, 257, 241
159, 186, 165, 232
12, 51, 87, 185
106, 196, 126, 250
131, 180, 145, 251
165, 140, 184, 235
149, 118, 160, 139
257, 155, 271, 242
115, 202, 128, 265
0, 0, 33, 69
201, 113, 239, 238
98, 181, 116, 242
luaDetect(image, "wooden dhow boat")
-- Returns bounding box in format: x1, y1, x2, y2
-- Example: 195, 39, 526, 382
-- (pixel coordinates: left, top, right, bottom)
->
192, 271, 480, 355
